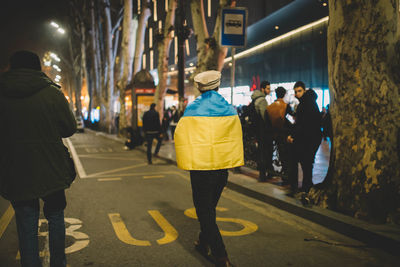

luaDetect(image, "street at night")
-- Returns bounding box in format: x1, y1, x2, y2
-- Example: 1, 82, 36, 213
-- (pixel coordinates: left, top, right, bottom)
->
1, 131, 399, 266
1, 0, 400, 266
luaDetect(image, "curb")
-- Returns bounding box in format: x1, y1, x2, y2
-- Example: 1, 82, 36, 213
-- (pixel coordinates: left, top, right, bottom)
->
86, 128, 400, 256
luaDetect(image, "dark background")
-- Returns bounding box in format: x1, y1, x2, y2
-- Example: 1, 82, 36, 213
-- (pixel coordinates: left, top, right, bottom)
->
0, 0, 69, 70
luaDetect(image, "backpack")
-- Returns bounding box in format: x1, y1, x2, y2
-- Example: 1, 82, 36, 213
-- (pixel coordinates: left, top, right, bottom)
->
244, 99, 262, 137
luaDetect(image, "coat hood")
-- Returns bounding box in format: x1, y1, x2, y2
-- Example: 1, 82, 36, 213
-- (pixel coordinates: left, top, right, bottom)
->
0, 68, 59, 98
300, 89, 318, 103
251, 90, 266, 100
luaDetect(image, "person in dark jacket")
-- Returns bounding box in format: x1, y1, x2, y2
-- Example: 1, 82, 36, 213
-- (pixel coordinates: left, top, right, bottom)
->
287, 81, 322, 194
142, 103, 162, 164
250, 81, 274, 181
0, 50, 77, 267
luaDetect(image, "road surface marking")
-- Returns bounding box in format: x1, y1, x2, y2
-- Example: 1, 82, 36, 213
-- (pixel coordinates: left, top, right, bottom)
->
85, 163, 148, 178
143, 175, 165, 179
108, 213, 151, 246
17, 217, 89, 260
148, 210, 178, 245
98, 178, 122, 181
66, 138, 87, 178
184, 207, 258, 236
0, 205, 14, 239
79, 155, 141, 161
79, 171, 176, 179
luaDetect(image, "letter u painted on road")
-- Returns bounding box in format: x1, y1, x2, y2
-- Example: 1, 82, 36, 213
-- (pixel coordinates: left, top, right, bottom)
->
108, 210, 178, 246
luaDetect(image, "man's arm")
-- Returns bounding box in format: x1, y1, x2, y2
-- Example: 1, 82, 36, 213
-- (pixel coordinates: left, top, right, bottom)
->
54, 88, 77, 138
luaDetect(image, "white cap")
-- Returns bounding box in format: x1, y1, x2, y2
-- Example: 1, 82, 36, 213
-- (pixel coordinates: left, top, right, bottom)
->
194, 70, 221, 91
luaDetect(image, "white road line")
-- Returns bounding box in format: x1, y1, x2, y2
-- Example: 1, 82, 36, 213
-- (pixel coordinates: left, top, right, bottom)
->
65, 138, 87, 178
85, 163, 147, 178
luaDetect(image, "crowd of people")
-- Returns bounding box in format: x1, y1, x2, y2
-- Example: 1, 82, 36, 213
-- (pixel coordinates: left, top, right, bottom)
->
244, 80, 325, 198
1, 50, 330, 267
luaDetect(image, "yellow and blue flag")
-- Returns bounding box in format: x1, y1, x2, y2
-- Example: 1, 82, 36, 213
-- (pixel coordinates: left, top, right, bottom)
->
174, 90, 244, 170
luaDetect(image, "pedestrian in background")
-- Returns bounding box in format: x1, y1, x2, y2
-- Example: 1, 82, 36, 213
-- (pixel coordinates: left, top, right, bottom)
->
162, 107, 172, 141
287, 81, 322, 195
142, 103, 162, 164
0, 50, 77, 267
174, 70, 244, 267
250, 80, 274, 181
265, 86, 293, 185
169, 105, 180, 141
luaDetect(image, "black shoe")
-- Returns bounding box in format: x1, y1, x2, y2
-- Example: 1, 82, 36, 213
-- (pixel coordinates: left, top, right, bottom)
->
148, 160, 152, 164
215, 257, 234, 267
194, 240, 213, 262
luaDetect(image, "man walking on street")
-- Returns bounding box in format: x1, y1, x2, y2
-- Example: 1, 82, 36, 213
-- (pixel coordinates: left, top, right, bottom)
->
142, 103, 162, 164
287, 81, 322, 195
251, 80, 274, 181
0, 50, 77, 267
174, 70, 244, 267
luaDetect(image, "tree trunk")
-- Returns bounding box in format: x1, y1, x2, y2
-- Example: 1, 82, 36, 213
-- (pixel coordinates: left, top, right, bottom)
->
131, 0, 151, 130
103, 0, 115, 133
154, 0, 177, 116
90, 0, 101, 111
117, 0, 138, 136
190, 0, 234, 77
133, 0, 151, 75
316, 0, 400, 224
80, 19, 90, 118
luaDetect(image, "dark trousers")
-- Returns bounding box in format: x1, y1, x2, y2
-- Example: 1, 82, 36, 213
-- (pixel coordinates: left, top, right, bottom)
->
190, 169, 228, 258
288, 138, 321, 193
275, 134, 290, 182
257, 136, 273, 180
145, 133, 162, 163
11, 190, 67, 267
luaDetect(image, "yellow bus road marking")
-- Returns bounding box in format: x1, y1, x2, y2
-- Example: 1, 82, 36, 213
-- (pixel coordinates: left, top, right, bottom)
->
148, 210, 178, 245
143, 175, 165, 179
184, 207, 258, 236
98, 178, 122, 181
0, 205, 14, 239
85, 163, 148, 178
108, 213, 151, 246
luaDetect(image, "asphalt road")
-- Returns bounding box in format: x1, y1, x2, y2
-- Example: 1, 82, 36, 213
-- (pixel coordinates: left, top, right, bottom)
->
0, 131, 399, 267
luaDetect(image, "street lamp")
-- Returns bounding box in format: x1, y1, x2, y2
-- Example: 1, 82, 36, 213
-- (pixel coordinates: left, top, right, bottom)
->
50, 21, 66, 34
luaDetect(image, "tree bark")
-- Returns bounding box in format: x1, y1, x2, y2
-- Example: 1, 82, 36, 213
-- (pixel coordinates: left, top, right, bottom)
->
117, 0, 138, 135
131, 0, 151, 130
190, 0, 234, 78
133, 0, 151, 75
316, 0, 400, 224
90, 0, 102, 111
154, 0, 177, 116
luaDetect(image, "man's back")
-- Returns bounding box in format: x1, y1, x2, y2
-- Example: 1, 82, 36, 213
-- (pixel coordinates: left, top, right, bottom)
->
0, 68, 77, 201
143, 108, 161, 133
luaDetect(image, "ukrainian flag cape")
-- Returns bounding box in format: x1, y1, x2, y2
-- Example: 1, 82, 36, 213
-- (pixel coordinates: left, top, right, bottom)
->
174, 90, 244, 170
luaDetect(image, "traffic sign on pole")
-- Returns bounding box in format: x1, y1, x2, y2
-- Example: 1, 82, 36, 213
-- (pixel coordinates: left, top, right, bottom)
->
220, 7, 248, 47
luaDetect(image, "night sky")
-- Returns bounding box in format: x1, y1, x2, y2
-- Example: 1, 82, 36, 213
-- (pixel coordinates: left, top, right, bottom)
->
0, 0, 69, 70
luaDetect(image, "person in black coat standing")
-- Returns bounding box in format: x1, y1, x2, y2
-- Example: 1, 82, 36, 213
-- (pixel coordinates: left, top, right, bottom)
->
142, 103, 162, 164
287, 81, 322, 194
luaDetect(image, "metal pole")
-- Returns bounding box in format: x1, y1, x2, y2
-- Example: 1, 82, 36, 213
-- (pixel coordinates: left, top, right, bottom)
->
230, 47, 236, 105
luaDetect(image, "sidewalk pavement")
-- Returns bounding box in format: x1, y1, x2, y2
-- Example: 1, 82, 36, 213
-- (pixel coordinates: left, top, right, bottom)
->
89, 129, 400, 256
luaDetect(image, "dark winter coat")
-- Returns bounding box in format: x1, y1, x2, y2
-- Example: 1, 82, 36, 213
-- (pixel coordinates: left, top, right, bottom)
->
291, 89, 322, 148
142, 108, 161, 134
0, 69, 77, 201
